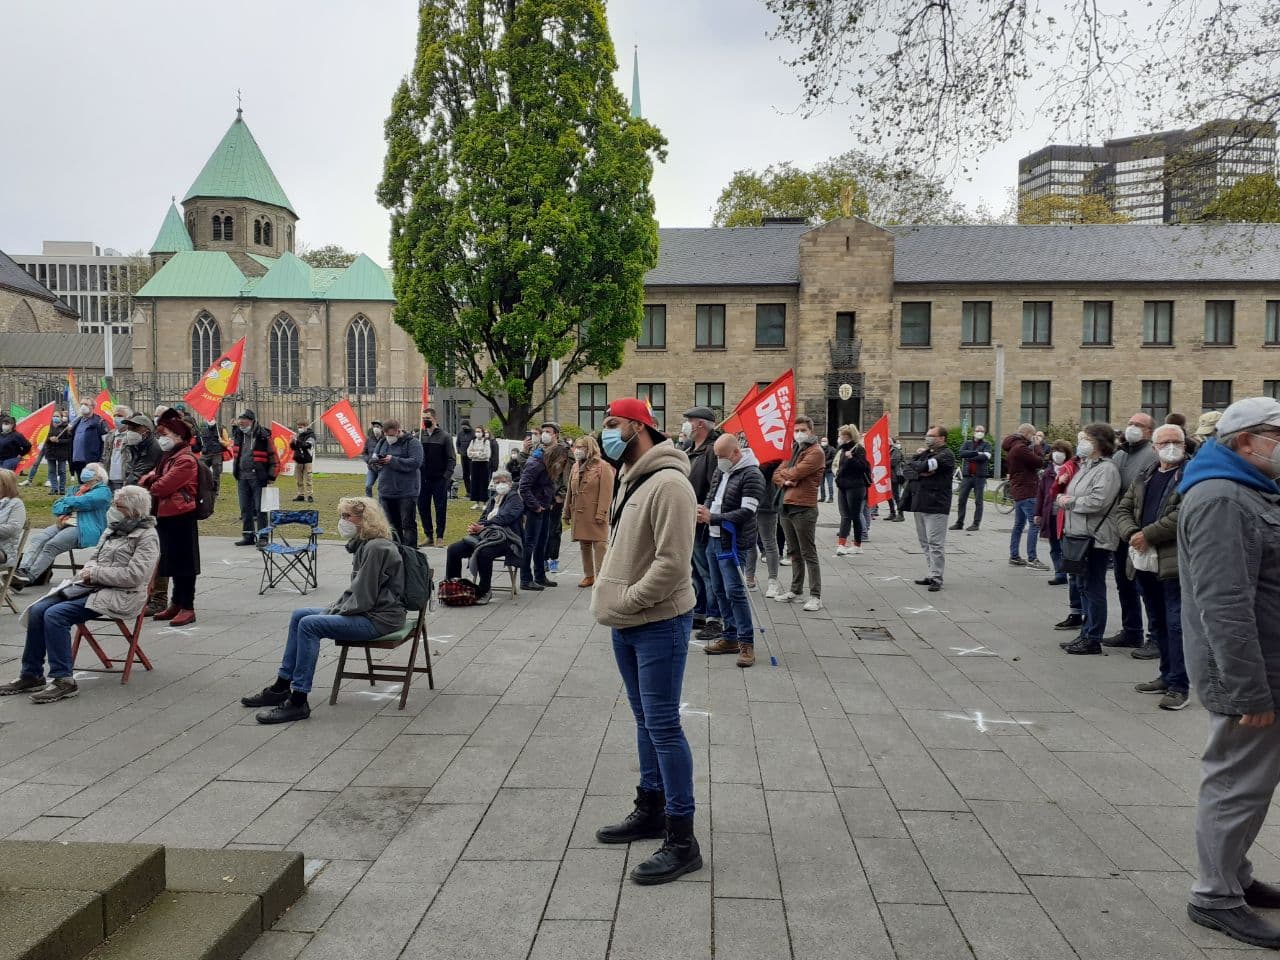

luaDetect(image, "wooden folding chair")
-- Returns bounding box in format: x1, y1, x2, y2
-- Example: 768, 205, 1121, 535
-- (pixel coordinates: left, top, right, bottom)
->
71, 574, 158, 684
1, 524, 29, 614
329, 606, 433, 710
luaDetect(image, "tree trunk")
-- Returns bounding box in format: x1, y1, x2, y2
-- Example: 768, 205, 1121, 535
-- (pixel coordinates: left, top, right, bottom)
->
504, 399, 532, 439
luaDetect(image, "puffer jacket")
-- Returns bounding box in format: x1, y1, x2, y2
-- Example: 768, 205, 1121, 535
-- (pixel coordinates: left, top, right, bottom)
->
80, 518, 161, 620
835, 441, 872, 490
140, 443, 199, 517
704, 448, 766, 556
52, 483, 112, 548
1063, 456, 1122, 551
1115, 461, 1184, 580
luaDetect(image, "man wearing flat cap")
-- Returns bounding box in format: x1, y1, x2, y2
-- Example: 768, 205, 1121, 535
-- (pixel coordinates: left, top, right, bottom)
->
231, 409, 277, 546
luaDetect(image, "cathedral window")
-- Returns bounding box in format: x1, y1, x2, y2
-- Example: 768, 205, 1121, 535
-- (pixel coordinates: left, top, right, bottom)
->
253, 220, 262, 245
270, 313, 300, 390
211, 215, 223, 241
263, 220, 273, 246
286, 225, 293, 251
223, 215, 234, 241
191, 312, 222, 381
346, 315, 377, 394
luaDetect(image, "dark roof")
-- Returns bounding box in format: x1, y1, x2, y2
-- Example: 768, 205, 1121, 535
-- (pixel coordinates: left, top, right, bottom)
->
0, 249, 78, 317
647, 224, 812, 285
0, 333, 132, 369
890, 224, 1280, 283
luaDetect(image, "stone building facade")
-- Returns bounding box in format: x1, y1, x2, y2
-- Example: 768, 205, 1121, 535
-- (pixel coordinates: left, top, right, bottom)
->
564, 219, 1280, 439
0, 248, 78, 336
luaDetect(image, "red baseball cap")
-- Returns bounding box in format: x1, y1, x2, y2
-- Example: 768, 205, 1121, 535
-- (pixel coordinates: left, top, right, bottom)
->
605, 397, 657, 429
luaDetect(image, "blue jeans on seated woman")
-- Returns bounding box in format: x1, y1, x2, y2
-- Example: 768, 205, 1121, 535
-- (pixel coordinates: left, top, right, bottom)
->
278, 607, 382, 694
23, 595, 95, 680
611, 613, 695, 818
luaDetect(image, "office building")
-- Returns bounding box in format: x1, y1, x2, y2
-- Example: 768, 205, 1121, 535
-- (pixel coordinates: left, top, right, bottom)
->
11, 241, 143, 335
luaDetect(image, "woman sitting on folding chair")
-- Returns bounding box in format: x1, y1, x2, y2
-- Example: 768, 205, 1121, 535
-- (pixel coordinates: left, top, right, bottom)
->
0, 468, 27, 566
10, 463, 111, 590
240, 497, 405, 725
139, 411, 201, 627
444, 469, 525, 604
0, 484, 159, 704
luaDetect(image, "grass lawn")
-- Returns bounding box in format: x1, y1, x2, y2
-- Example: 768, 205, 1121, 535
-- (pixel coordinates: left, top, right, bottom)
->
16, 472, 480, 542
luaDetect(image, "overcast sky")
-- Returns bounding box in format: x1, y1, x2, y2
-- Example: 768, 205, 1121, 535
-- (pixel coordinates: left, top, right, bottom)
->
1, 0, 1117, 263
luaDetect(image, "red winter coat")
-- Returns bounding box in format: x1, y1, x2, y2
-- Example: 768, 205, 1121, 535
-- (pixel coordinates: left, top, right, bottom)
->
141, 444, 199, 518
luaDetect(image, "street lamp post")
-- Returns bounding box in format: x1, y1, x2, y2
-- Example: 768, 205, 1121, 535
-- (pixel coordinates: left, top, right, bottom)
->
993, 343, 1005, 478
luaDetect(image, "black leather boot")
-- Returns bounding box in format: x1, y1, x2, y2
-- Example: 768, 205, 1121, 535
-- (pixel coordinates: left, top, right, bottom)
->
595, 787, 666, 844
629, 814, 703, 885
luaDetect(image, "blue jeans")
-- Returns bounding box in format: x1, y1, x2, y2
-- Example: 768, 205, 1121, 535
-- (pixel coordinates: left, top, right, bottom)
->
820, 470, 834, 500
611, 613, 695, 818
1069, 574, 1082, 615
278, 607, 382, 694
1011, 498, 1038, 560
364, 466, 377, 498
691, 534, 721, 620
1079, 546, 1111, 641
1047, 525, 1065, 580
50, 460, 67, 495
520, 509, 549, 584
1136, 571, 1188, 693
23, 595, 95, 679
704, 539, 754, 643
860, 502, 871, 540
1112, 546, 1145, 641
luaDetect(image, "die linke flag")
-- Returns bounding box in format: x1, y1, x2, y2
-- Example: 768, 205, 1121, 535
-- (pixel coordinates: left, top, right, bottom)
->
734, 370, 796, 464
270, 421, 296, 476
183, 337, 246, 421
320, 399, 367, 459
15, 403, 55, 476
720, 385, 760, 436
864, 414, 894, 508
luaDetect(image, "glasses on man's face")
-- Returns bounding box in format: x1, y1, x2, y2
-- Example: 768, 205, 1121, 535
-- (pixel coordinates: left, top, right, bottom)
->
1154, 440, 1184, 448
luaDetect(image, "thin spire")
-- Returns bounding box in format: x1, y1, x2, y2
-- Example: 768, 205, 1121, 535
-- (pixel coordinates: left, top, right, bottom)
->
236, 88, 243, 121
630, 45, 642, 119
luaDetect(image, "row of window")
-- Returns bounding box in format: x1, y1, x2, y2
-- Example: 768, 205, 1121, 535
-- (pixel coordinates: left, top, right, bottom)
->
898, 379, 1280, 435
576, 382, 732, 432
900, 299, 1280, 348
639, 303, 788, 350
187, 212, 293, 250
189, 311, 378, 394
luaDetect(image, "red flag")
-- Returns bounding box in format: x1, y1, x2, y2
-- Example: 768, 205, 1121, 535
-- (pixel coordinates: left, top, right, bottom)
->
720, 384, 760, 435
421, 372, 431, 413
320, 399, 367, 459
737, 370, 796, 464
864, 415, 894, 507
15, 403, 55, 475
93, 389, 116, 429
270, 421, 296, 476
184, 337, 246, 421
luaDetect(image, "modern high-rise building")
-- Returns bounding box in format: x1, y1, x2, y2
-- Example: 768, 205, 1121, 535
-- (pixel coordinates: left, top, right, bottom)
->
11, 241, 144, 335
1018, 119, 1277, 223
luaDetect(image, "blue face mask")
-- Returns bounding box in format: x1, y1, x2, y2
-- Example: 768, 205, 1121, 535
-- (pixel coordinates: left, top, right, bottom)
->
601, 427, 632, 461
80, 469, 95, 483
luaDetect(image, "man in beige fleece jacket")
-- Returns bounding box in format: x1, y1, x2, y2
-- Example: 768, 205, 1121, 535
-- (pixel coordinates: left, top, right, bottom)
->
589, 397, 702, 886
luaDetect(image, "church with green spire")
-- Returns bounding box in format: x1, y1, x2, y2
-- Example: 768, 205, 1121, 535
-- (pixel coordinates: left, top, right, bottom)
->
132, 110, 428, 399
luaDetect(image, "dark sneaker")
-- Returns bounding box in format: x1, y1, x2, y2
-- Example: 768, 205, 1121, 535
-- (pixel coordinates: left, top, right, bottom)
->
1187, 904, 1280, 949
965, 524, 980, 531
256, 701, 311, 724
234, 536, 257, 546
1054, 614, 1083, 631
534, 578, 557, 588
913, 577, 934, 586
30, 679, 78, 704
1158, 691, 1189, 711
1047, 577, 1068, 586
0, 675, 45, 696
1134, 679, 1168, 694
1059, 635, 1082, 650
475, 592, 492, 605
703, 637, 740, 655
1063, 638, 1104, 656
8, 571, 31, 591
928, 579, 942, 592
1008, 557, 1026, 566
241, 686, 289, 708
521, 581, 544, 592
695, 620, 723, 641
629, 815, 703, 885
1102, 631, 1142, 648
595, 787, 666, 844
949, 522, 964, 531
889, 515, 905, 522
1131, 642, 1160, 660
1027, 559, 1049, 571
1244, 880, 1280, 909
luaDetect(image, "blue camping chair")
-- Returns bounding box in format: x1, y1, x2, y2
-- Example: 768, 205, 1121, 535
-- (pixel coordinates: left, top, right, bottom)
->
258, 509, 321, 595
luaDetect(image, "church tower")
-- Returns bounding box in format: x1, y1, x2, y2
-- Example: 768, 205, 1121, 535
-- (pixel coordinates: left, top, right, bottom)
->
180, 108, 298, 274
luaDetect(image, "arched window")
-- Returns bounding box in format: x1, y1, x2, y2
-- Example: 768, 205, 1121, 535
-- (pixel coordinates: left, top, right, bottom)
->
223, 215, 233, 242
253, 220, 262, 245
286, 224, 293, 252
191, 312, 222, 380
211, 214, 223, 241
346, 315, 377, 394
263, 220, 272, 246
185, 213, 195, 241
269, 313, 300, 390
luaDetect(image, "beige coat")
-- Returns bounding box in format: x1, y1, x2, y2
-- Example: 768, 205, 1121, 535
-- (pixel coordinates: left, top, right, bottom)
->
564, 458, 615, 544
81, 522, 161, 620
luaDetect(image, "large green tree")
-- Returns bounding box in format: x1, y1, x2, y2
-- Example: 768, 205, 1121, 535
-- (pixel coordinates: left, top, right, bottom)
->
713, 150, 966, 226
378, 0, 665, 437
1199, 175, 1280, 222
298, 243, 358, 268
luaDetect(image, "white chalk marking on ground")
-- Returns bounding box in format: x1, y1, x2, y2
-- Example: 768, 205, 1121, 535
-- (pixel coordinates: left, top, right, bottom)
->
71, 672, 101, 682
950, 645, 995, 656
875, 576, 907, 582
679, 701, 711, 717
903, 605, 949, 615
941, 710, 1033, 734
352, 684, 403, 702
688, 640, 706, 649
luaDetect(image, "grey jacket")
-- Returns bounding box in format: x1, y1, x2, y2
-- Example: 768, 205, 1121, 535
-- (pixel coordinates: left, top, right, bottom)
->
0, 496, 27, 566
328, 537, 406, 636
1063, 457, 1122, 550
1179, 477, 1280, 716
1114, 440, 1157, 489
81, 520, 162, 621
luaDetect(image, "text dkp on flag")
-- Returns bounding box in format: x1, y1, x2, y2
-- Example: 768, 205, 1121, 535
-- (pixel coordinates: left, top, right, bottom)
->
864, 414, 894, 507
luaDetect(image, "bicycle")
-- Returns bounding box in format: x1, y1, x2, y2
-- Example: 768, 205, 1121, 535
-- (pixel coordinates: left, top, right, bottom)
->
993, 479, 1015, 514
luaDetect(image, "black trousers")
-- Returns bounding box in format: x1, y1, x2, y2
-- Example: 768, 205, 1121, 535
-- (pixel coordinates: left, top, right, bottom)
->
417, 475, 449, 540
469, 461, 491, 502
237, 477, 265, 536
381, 496, 418, 547
445, 539, 507, 595
172, 574, 197, 608
956, 475, 986, 525
545, 500, 565, 561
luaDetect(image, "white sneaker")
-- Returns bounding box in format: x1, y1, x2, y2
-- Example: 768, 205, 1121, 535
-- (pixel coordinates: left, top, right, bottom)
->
780, 557, 792, 566
850, 544, 863, 555
470, 503, 481, 510
765, 579, 781, 599
802, 597, 824, 612
774, 590, 796, 602
834, 545, 849, 557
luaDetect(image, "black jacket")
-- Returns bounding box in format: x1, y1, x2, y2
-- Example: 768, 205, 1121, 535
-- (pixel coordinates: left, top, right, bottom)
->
44, 424, 72, 462
290, 428, 316, 465
0, 430, 30, 463
231, 424, 278, 483
903, 444, 955, 515
958, 438, 994, 479
419, 428, 456, 482
704, 453, 766, 555
518, 451, 556, 511
687, 430, 722, 505
124, 435, 162, 486
835, 441, 872, 490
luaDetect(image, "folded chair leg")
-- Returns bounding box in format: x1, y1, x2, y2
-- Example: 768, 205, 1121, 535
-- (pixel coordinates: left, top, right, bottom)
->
330, 645, 350, 705
399, 635, 418, 711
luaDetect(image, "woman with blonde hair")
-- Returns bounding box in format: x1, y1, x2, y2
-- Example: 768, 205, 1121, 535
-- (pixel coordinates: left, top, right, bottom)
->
240, 496, 405, 724
564, 434, 616, 587
834, 424, 872, 556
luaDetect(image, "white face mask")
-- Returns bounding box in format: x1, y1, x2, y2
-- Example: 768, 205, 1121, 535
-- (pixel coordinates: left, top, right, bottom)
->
495, 482, 511, 496
1124, 425, 1145, 444
156, 435, 176, 452
1077, 439, 1095, 458
573, 449, 585, 461
1246, 434, 1280, 477
794, 430, 810, 444
106, 506, 125, 525
371, 426, 383, 437
337, 517, 358, 538
1157, 444, 1185, 465
680, 422, 692, 438
0, 423, 11, 433
541, 431, 554, 445
80, 405, 91, 416
1051, 451, 1067, 465
974, 432, 985, 440
717, 456, 734, 473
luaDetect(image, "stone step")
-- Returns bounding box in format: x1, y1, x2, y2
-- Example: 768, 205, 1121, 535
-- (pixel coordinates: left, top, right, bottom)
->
163, 848, 304, 931
1, 889, 102, 960
85, 891, 260, 960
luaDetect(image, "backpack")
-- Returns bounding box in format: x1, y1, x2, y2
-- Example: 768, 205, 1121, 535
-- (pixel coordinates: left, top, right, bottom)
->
394, 542, 433, 610
194, 458, 217, 520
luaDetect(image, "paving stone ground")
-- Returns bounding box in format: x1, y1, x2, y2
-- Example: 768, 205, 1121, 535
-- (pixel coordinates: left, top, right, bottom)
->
0, 502, 1272, 958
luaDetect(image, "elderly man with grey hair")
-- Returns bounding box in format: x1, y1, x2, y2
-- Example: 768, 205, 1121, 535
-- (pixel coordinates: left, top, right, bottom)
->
1104, 411, 1157, 650
1180, 398, 1280, 948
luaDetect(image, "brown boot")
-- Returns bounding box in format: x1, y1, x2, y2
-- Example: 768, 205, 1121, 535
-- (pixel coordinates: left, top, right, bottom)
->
703, 637, 741, 656
736, 643, 756, 668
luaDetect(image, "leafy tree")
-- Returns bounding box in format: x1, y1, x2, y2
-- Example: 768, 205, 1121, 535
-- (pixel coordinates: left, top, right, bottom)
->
713, 150, 966, 226
765, 0, 1280, 173
1017, 193, 1130, 225
1199, 175, 1280, 222
378, 0, 665, 438
298, 243, 359, 268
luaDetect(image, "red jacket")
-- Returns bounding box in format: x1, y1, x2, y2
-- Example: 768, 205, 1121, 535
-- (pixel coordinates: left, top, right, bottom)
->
141, 444, 199, 518
1002, 435, 1043, 502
